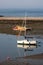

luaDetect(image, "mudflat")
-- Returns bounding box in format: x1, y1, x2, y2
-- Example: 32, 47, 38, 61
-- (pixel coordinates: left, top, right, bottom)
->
0, 17, 43, 35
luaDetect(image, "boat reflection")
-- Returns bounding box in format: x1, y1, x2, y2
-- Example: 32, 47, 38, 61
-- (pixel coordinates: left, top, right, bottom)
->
17, 44, 37, 49
17, 43, 41, 51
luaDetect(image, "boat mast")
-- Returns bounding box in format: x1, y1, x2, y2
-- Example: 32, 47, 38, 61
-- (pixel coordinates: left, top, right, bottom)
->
25, 12, 27, 37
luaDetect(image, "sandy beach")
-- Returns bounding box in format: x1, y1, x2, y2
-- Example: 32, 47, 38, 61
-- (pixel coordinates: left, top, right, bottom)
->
0, 17, 43, 20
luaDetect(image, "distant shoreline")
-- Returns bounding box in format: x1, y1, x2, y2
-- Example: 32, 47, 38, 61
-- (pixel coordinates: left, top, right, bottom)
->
0, 17, 43, 20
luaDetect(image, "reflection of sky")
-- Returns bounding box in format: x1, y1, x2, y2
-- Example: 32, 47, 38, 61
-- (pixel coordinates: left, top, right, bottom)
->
0, 34, 43, 61
0, 34, 18, 61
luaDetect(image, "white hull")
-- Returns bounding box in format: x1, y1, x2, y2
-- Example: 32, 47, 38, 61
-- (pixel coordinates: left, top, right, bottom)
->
17, 39, 36, 44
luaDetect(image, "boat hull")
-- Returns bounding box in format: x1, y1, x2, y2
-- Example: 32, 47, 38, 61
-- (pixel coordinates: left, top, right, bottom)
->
17, 40, 37, 45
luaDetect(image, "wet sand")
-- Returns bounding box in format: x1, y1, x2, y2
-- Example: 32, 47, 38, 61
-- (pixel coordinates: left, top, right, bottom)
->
0, 17, 43, 35
0, 53, 43, 65
24, 53, 43, 59
0, 60, 30, 65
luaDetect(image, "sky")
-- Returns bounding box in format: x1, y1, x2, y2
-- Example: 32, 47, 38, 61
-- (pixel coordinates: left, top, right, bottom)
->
0, 0, 43, 9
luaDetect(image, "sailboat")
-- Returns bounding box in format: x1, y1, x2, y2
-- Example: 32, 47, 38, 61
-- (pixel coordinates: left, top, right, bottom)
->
17, 39, 37, 44
17, 13, 37, 45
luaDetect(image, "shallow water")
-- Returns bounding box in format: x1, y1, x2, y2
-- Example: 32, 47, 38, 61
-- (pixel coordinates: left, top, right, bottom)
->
0, 33, 43, 61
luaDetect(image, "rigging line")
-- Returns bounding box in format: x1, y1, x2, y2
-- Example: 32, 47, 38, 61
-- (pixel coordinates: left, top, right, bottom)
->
23, 12, 28, 63
17, 20, 24, 57
17, 20, 24, 40
23, 12, 26, 37
17, 13, 28, 62
17, 47, 21, 57
17, 13, 27, 56
19, 20, 24, 36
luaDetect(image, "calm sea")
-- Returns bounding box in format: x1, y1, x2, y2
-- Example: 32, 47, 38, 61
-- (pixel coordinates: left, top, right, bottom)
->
0, 9, 43, 17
